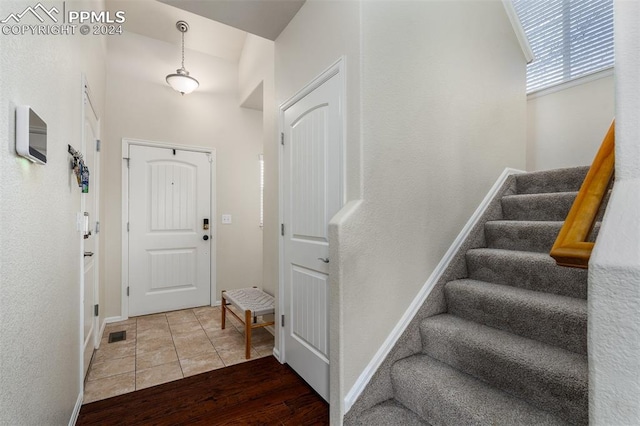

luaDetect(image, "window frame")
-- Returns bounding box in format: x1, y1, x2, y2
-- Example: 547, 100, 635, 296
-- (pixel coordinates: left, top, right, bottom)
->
513, 0, 614, 95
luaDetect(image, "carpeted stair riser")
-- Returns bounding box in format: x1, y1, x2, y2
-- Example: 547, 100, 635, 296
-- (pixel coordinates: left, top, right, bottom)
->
420, 315, 588, 425
392, 355, 567, 426
501, 192, 577, 221
466, 249, 588, 299
482, 220, 601, 249
485, 220, 564, 253
502, 190, 611, 222
515, 167, 589, 194
352, 400, 429, 426
445, 279, 587, 354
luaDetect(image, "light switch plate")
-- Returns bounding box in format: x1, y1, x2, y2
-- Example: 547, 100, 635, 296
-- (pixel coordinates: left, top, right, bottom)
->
222, 214, 232, 224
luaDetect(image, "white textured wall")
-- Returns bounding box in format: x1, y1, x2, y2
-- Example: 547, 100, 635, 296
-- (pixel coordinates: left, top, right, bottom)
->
342, 0, 526, 405
0, 1, 106, 423
275, 1, 526, 423
526, 75, 615, 171
589, 1, 640, 424
237, 33, 278, 338
237, 35, 278, 299
238, 34, 274, 108
103, 32, 263, 318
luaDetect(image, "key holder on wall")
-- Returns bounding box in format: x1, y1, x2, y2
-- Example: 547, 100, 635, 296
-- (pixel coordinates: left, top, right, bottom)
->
68, 144, 89, 193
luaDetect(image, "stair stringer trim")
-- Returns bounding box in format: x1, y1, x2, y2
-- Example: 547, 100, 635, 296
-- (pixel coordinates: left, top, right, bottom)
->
343, 167, 525, 417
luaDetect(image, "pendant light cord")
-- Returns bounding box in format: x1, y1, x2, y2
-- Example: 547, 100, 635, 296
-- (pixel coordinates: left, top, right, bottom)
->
181, 30, 185, 69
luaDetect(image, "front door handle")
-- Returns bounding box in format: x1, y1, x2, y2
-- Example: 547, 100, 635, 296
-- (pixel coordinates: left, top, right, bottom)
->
318, 257, 329, 264
84, 252, 94, 257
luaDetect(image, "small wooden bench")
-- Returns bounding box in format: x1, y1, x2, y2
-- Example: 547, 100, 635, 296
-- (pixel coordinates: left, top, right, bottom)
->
221, 287, 275, 359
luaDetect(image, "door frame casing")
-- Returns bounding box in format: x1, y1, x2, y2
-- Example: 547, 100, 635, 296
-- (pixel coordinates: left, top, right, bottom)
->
277, 57, 346, 366
80, 75, 101, 391
120, 138, 217, 320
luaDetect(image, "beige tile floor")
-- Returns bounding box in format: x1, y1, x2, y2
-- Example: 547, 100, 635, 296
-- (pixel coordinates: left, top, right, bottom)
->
83, 305, 274, 404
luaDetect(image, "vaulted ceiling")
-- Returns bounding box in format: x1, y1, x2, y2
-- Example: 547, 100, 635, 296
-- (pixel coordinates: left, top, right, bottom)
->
106, 0, 304, 64
106, 0, 248, 62
158, 0, 306, 41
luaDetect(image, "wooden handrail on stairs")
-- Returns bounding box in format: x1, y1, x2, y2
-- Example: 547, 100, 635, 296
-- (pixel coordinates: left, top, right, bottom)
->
550, 121, 615, 269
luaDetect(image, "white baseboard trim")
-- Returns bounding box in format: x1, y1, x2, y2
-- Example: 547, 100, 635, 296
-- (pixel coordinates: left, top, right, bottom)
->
69, 392, 83, 426
101, 316, 126, 349
272, 347, 282, 363
100, 318, 107, 336
96, 318, 108, 349
104, 316, 127, 324
265, 325, 275, 336
343, 167, 525, 413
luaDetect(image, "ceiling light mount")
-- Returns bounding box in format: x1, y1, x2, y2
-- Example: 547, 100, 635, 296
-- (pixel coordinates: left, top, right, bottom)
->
166, 20, 199, 95
176, 20, 189, 33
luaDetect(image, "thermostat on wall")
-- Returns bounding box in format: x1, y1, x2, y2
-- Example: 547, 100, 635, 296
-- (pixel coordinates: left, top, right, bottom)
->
16, 105, 47, 164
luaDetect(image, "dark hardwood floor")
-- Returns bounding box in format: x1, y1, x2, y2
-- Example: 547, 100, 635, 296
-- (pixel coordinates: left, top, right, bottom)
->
77, 356, 329, 425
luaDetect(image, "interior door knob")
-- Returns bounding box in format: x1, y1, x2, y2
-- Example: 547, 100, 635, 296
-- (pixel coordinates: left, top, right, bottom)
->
203, 235, 209, 241
318, 257, 329, 263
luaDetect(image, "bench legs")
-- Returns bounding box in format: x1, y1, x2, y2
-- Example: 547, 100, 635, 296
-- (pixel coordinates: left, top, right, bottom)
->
221, 289, 275, 360
221, 290, 255, 359
221, 290, 227, 330
244, 310, 252, 359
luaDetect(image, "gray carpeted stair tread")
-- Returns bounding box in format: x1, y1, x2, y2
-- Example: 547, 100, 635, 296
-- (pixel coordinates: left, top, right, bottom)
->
347, 166, 596, 426
445, 279, 587, 354
516, 167, 589, 194
501, 192, 577, 221
485, 220, 563, 253
352, 400, 430, 426
420, 314, 588, 424
466, 248, 587, 299
392, 355, 568, 426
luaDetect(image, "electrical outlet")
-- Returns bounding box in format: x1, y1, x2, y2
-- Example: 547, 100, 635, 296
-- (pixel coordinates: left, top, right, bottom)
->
222, 214, 232, 224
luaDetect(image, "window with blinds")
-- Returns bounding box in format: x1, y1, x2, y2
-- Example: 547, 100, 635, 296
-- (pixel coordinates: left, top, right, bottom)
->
512, 0, 614, 93
259, 154, 264, 228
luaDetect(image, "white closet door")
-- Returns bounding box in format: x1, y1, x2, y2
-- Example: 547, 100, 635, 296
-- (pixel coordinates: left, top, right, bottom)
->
282, 70, 343, 402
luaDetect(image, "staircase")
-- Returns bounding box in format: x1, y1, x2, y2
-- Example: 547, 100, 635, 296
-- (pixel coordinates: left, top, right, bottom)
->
348, 166, 599, 426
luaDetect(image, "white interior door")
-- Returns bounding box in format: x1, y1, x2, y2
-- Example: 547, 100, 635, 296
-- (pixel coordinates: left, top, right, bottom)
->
82, 92, 100, 378
282, 69, 343, 401
128, 145, 212, 317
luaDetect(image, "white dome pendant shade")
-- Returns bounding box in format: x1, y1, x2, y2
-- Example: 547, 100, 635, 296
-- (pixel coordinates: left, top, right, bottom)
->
166, 68, 199, 95
166, 21, 199, 95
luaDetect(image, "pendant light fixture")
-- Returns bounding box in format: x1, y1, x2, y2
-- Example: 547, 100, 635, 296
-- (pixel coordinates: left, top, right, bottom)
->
166, 20, 199, 95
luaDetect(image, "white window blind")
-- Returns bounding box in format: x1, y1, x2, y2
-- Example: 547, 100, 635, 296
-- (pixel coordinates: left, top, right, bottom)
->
259, 154, 264, 228
512, 0, 613, 93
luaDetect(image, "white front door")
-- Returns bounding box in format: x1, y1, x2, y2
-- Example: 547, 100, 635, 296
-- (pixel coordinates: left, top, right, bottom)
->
282, 66, 343, 401
128, 145, 212, 317
82, 91, 100, 378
